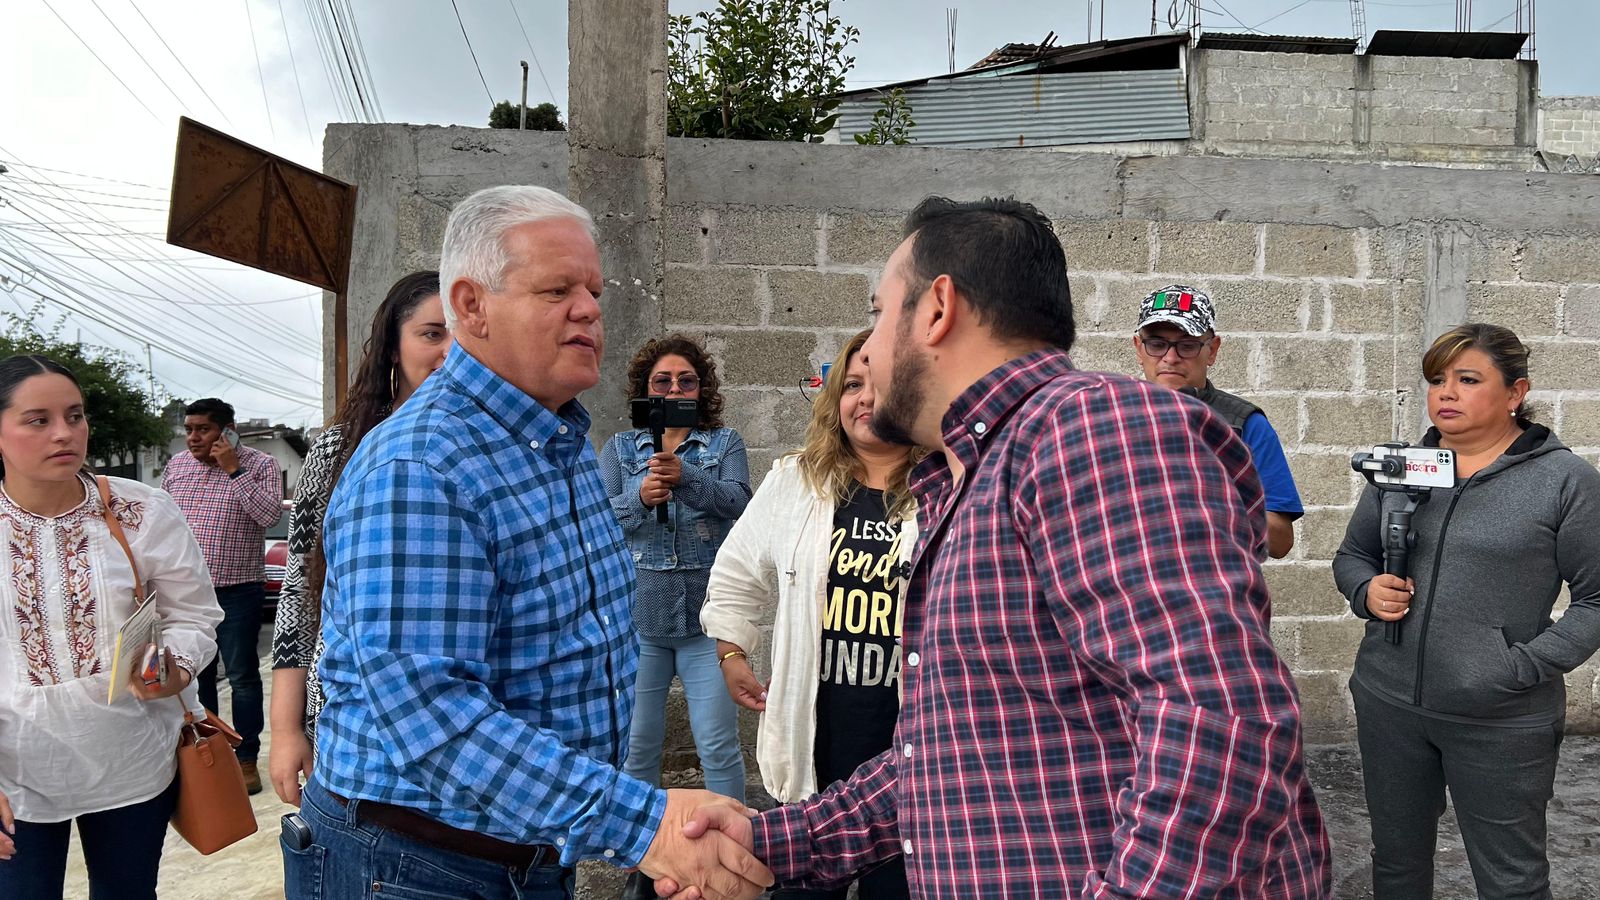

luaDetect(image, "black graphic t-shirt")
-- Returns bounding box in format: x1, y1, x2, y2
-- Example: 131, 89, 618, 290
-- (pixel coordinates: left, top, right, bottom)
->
814, 482, 907, 787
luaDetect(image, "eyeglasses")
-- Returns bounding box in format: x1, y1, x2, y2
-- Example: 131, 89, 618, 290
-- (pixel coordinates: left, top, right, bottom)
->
649, 373, 700, 393
1138, 337, 1209, 360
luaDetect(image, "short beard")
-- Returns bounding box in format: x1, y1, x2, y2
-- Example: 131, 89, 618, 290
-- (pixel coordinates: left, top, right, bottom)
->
870, 340, 927, 447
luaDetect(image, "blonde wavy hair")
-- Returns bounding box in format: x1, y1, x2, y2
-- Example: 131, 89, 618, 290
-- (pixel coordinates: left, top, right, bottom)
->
790, 329, 922, 520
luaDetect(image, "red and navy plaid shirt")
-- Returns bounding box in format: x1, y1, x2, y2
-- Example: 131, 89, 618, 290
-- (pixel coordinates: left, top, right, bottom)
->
751, 349, 1331, 898
162, 444, 283, 587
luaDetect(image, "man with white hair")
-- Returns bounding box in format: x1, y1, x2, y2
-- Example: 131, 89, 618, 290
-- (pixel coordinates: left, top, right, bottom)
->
290, 186, 773, 900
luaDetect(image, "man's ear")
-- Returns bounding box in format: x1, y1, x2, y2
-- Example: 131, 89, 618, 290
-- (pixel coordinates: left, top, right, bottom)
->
1205, 334, 1222, 366
924, 274, 957, 348
450, 279, 490, 339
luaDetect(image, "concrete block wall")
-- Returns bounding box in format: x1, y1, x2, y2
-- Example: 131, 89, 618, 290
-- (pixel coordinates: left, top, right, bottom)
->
1200, 49, 1356, 147
327, 128, 1600, 766
1368, 56, 1521, 148
1195, 48, 1535, 168
1541, 97, 1600, 157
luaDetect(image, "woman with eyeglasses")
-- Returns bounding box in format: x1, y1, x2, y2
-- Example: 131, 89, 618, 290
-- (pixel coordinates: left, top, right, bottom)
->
598, 335, 751, 898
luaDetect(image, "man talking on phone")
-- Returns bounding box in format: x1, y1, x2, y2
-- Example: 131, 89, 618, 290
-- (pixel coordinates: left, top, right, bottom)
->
162, 397, 283, 794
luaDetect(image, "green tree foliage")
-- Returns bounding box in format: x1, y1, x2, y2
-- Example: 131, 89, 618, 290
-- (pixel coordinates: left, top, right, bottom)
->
853, 88, 915, 145
488, 101, 566, 131
0, 305, 170, 461
669, 0, 859, 142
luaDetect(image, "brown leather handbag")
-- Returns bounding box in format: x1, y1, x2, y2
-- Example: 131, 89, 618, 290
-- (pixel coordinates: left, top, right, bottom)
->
97, 476, 259, 855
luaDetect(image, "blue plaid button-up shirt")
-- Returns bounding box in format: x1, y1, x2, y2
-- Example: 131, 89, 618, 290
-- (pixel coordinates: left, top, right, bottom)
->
314, 343, 665, 866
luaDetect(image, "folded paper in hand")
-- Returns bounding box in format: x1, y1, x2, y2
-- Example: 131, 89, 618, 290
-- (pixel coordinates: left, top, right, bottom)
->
107, 593, 161, 704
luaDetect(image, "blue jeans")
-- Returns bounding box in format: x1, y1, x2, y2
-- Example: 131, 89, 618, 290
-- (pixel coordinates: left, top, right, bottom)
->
198, 581, 265, 761
286, 779, 575, 900
624, 633, 746, 802
0, 777, 178, 900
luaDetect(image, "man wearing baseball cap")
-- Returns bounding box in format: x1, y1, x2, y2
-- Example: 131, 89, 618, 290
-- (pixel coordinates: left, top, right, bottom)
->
1132, 284, 1303, 558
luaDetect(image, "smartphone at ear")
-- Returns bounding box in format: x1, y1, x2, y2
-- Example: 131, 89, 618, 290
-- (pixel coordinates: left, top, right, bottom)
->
223, 427, 241, 449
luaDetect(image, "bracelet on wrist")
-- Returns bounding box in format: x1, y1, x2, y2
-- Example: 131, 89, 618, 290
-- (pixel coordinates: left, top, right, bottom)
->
718, 649, 747, 666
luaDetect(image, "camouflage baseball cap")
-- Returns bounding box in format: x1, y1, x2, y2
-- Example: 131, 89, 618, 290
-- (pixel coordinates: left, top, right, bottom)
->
1137, 284, 1216, 337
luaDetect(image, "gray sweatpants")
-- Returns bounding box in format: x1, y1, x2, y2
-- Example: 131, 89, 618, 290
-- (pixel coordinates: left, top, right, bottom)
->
1352, 678, 1564, 900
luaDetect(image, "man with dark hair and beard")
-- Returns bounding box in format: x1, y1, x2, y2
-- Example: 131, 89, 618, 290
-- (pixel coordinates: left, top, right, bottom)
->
659, 197, 1331, 899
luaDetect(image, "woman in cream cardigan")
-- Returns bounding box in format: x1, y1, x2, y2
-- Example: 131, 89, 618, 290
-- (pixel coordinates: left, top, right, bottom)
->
702, 329, 919, 900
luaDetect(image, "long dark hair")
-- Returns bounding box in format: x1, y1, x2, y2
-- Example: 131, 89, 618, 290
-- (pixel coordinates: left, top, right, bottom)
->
624, 334, 725, 430
306, 271, 442, 604
0, 355, 88, 482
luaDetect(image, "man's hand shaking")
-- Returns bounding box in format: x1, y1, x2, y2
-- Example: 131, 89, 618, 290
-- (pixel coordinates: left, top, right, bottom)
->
637, 790, 772, 900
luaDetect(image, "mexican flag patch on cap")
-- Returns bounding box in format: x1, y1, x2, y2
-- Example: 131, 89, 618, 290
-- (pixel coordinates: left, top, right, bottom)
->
1153, 290, 1194, 312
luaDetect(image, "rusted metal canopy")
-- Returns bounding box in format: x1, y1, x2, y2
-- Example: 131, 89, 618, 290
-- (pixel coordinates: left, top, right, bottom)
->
167, 117, 355, 291
165, 117, 357, 405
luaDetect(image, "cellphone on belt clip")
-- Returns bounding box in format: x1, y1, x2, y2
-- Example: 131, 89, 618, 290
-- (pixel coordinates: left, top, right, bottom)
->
281, 813, 314, 851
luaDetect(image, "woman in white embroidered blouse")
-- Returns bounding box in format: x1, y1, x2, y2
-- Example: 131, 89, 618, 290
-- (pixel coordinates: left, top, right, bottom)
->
0, 355, 221, 899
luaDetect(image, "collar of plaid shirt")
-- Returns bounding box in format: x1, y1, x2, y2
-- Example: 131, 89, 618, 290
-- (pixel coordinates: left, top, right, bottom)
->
750, 348, 1330, 898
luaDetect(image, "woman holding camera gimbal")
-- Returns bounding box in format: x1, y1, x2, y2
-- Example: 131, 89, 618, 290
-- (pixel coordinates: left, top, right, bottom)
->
597, 336, 750, 900
1334, 323, 1600, 900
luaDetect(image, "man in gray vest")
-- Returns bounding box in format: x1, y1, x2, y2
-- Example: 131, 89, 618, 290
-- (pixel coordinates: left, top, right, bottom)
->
1132, 284, 1302, 558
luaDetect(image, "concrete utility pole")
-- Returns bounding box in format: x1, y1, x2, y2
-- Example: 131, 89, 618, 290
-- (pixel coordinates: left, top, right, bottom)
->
567, 0, 668, 441
519, 61, 530, 129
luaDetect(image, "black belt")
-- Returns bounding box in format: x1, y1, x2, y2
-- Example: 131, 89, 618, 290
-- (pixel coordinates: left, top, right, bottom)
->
329, 791, 559, 870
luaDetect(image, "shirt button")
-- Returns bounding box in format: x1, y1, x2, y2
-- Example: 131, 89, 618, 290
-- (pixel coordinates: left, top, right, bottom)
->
528, 440, 541, 450
603, 615, 611, 626
906, 651, 920, 667
972, 421, 987, 435
903, 743, 912, 758
558, 425, 569, 435
556, 837, 566, 847
603, 849, 615, 859
902, 839, 913, 856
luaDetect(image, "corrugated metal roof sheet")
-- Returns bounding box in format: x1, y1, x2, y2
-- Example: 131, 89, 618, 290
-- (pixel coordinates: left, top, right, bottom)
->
836, 32, 1190, 100
1365, 30, 1527, 59
1195, 33, 1357, 54
838, 69, 1190, 149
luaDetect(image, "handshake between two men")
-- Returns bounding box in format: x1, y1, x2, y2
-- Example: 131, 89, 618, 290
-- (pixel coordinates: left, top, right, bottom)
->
638, 790, 771, 900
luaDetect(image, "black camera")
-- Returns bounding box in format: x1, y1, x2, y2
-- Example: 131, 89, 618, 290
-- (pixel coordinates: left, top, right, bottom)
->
631, 397, 698, 523
630, 397, 699, 431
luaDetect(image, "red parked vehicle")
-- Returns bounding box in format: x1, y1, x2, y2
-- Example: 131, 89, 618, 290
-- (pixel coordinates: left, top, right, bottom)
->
263, 499, 293, 614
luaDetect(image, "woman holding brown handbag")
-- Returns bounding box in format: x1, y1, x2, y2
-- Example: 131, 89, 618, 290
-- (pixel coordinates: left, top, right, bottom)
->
0, 355, 222, 899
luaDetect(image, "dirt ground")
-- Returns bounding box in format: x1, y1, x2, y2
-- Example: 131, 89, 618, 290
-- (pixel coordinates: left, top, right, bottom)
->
60, 636, 1600, 900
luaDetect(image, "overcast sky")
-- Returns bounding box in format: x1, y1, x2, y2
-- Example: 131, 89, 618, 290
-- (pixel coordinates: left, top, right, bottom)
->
5, 0, 1595, 424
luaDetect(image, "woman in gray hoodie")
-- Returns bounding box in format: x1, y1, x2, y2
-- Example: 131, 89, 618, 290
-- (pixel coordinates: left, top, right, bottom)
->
1334, 323, 1600, 900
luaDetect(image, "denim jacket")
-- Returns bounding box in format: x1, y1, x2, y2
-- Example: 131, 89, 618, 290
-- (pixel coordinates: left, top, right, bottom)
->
598, 427, 752, 572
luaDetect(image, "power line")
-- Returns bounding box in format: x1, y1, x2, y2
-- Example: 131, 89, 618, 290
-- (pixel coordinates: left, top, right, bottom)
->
86, 0, 192, 115
336, 0, 384, 120
243, 0, 280, 141
38, 0, 165, 124
0, 206, 322, 381
125, 0, 237, 127
276, 0, 317, 143
451, 0, 496, 106
18, 280, 321, 407
0, 161, 164, 190
506, 0, 557, 103
1, 176, 323, 375
1254, 0, 1319, 30
297, 0, 357, 121
325, 0, 374, 121
0, 176, 165, 202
